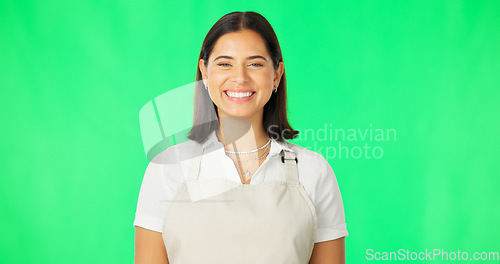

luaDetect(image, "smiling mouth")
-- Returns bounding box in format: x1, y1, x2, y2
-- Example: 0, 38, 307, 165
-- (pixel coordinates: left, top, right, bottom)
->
224, 91, 255, 98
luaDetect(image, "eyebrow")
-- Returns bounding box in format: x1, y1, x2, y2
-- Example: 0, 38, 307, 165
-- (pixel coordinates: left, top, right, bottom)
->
213, 55, 267, 62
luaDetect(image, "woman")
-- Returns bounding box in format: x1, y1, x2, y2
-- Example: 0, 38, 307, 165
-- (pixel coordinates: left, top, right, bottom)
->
134, 11, 348, 264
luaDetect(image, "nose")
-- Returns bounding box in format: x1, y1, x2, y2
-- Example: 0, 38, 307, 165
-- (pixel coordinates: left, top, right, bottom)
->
230, 64, 248, 85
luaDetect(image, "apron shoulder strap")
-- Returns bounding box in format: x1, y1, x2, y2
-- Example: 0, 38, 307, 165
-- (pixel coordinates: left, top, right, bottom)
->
280, 149, 299, 184
187, 142, 204, 181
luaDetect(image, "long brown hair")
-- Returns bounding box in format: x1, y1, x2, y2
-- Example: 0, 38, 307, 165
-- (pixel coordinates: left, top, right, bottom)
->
188, 11, 298, 144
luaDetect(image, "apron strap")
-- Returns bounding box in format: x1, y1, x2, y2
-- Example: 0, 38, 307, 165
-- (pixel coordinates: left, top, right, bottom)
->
280, 149, 299, 184
187, 143, 204, 181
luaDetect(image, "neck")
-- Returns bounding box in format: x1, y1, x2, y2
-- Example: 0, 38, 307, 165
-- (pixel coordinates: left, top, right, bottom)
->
216, 115, 270, 153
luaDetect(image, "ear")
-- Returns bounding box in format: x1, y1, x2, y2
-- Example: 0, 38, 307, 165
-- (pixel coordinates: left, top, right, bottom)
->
199, 59, 208, 86
273, 61, 284, 88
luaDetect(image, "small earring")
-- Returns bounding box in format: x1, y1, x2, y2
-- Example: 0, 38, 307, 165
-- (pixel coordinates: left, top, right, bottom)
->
273, 87, 278, 93
205, 85, 209, 90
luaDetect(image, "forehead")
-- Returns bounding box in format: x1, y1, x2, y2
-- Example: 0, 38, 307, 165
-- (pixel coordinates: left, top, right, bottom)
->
210, 30, 270, 58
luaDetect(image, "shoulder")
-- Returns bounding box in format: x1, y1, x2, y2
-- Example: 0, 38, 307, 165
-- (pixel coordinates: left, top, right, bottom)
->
150, 139, 201, 165
145, 139, 203, 186
281, 141, 340, 201
282, 140, 329, 175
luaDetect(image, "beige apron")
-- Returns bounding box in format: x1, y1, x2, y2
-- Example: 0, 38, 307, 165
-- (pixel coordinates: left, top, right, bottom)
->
162, 144, 317, 264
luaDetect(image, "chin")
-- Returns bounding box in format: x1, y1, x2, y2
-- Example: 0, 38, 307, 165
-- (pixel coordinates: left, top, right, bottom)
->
220, 111, 255, 120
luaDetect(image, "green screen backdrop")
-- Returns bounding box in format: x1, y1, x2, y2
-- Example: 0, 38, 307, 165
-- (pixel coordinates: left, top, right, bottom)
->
1, 0, 499, 263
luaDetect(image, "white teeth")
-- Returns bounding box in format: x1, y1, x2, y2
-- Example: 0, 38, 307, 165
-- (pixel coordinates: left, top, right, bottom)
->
225, 91, 254, 98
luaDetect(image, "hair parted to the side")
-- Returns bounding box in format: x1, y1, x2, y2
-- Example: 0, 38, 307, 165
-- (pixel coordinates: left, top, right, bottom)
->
187, 11, 299, 144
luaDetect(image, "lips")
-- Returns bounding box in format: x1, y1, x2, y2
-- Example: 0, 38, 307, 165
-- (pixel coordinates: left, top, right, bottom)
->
225, 91, 255, 98
223, 89, 255, 93
224, 90, 256, 101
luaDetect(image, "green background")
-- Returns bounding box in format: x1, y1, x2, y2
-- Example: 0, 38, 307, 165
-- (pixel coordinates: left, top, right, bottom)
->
1, 0, 499, 263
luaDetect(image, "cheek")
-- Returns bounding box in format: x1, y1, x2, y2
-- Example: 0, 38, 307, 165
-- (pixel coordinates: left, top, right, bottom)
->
208, 70, 229, 85
264, 68, 276, 80
257, 72, 274, 86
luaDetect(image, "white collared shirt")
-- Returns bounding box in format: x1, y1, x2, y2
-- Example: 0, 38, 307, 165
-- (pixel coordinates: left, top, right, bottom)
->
133, 130, 348, 243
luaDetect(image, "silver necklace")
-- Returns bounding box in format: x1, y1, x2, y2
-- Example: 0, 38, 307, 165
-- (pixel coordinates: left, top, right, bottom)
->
229, 143, 271, 182
227, 143, 271, 162
234, 153, 269, 180
224, 138, 271, 155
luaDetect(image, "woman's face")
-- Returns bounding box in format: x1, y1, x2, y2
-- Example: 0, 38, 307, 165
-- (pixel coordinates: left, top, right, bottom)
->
199, 29, 284, 121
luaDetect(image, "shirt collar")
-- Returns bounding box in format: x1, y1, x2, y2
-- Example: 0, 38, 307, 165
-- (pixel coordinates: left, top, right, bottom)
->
201, 129, 293, 157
